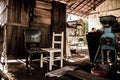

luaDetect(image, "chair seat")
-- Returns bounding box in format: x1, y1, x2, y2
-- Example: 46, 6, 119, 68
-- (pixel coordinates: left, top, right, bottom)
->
26, 49, 47, 54
42, 48, 62, 52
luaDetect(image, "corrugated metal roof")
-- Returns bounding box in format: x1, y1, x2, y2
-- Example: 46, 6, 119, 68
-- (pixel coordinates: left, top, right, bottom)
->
57, 0, 105, 17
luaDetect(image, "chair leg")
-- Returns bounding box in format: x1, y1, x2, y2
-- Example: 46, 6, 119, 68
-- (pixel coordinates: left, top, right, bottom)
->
26, 52, 29, 69
49, 52, 53, 71
60, 52, 63, 68
25, 52, 32, 75
28, 53, 32, 75
51, 52, 54, 66
40, 53, 43, 68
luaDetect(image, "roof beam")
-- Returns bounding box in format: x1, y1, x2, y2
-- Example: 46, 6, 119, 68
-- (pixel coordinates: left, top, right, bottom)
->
70, 0, 91, 15
67, 0, 85, 13
80, 0, 105, 17
66, 0, 106, 17
77, 0, 91, 12
72, 0, 85, 9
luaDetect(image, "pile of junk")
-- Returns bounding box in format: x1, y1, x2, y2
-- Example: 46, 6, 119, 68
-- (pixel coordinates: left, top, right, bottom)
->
87, 15, 120, 77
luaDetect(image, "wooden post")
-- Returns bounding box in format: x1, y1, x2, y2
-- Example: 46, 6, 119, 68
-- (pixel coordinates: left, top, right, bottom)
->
0, 0, 9, 73
1, 24, 8, 73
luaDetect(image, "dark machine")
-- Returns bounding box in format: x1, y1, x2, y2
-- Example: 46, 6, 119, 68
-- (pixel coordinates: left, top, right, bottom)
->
92, 15, 120, 76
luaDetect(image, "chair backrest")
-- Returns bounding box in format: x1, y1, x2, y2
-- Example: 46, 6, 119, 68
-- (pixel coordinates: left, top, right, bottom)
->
24, 29, 41, 50
52, 32, 64, 50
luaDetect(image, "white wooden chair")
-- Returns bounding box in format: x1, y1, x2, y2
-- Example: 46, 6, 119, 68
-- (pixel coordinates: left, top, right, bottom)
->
40, 32, 64, 71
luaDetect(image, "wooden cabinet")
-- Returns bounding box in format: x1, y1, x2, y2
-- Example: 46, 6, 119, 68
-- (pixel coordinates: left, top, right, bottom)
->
51, 1, 66, 54
52, 1, 66, 33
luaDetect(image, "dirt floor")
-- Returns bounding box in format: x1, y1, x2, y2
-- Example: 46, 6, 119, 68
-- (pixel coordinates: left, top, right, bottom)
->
4, 48, 90, 80
2, 48, 120, 80
5, 59, 89, 80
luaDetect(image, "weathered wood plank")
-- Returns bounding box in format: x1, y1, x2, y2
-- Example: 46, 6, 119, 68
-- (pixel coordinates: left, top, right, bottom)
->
8, 23, 28, 27
34, 8, 51, 18
66, 70, 110, 80
35, 1, 52, 10
33, 17, 51, 25
8, 0, 30, 26
116, 0, 120, 8
36, 0, 53, 3
20, 0, 30, 25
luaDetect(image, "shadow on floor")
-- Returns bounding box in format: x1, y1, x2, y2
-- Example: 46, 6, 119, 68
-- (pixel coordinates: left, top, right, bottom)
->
7, 60, 71, 80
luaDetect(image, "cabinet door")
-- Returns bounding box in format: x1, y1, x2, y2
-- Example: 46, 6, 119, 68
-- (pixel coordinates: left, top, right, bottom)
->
52, 1, 66, 33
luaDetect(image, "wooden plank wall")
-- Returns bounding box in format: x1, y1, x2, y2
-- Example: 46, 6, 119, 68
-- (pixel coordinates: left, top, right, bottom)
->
7, 0, 66, 58
7, 0, 30, 57
8, 0, 30, 26
31, 0, 52, 48
7, 0, 53, 58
